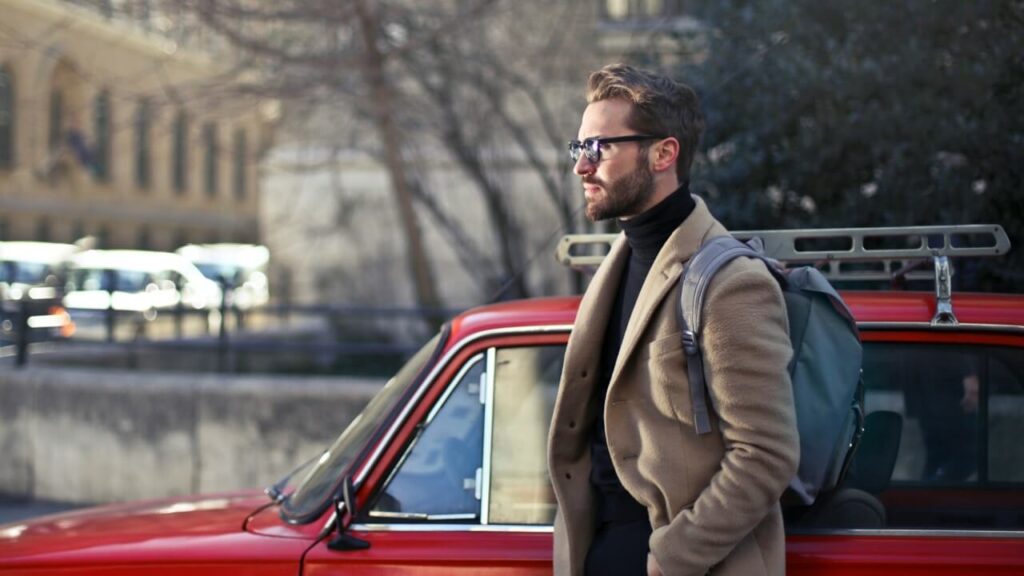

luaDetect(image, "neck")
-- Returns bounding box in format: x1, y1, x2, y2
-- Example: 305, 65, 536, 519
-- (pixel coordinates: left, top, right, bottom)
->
618, 182, 694, 265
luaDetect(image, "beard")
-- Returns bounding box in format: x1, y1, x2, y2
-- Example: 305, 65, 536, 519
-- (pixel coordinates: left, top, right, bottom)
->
583, 153, 655, 222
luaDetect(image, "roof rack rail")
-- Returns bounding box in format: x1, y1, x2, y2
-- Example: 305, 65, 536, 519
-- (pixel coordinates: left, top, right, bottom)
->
556, 224, 1010, 326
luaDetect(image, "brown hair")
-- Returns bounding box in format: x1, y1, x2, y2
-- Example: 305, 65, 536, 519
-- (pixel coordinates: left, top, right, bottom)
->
586, 63, 705, 180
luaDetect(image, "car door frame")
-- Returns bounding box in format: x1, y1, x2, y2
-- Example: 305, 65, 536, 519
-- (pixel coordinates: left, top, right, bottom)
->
301, 326, 570, 576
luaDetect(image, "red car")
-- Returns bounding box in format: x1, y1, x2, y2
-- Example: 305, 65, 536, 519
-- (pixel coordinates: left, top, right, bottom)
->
2, 225, 1023, 574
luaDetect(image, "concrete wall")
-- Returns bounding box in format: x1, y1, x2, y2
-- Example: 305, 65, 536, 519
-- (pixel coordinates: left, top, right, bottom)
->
0, 367, 383, 504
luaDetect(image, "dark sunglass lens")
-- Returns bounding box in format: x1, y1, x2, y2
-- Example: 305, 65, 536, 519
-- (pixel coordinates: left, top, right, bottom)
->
568, 141, 582, 161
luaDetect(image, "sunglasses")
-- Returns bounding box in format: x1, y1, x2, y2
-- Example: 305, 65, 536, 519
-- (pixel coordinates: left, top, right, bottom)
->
567, 134, 666, 164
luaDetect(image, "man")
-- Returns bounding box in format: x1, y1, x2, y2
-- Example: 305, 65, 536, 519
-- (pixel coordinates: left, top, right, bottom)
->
548, 64, 800, 576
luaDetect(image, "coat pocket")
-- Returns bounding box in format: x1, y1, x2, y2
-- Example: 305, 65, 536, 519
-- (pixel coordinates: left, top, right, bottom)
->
646, 331, 693, 424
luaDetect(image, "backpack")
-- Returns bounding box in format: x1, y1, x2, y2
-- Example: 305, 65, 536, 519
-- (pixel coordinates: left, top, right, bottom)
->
678, 235, 865, 506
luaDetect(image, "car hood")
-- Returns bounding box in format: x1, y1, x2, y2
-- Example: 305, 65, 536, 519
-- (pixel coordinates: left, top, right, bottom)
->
0, 491, 274, 565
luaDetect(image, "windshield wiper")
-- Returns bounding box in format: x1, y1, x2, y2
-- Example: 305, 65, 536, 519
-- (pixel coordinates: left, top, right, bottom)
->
264, 452, 323, 504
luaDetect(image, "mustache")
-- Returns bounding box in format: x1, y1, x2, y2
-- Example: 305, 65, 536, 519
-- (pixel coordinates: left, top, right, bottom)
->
582, 176, 605, 187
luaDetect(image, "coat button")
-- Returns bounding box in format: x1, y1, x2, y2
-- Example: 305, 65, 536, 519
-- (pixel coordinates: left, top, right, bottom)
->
565, 473, 572, 479
581, 370, 588, 378
569, 420, 576, 429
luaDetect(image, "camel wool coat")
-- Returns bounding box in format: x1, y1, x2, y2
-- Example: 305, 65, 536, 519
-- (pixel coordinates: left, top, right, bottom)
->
548, 196, 800, 576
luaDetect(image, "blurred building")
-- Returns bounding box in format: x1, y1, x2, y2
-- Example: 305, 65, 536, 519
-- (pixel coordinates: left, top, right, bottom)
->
0, 0, 276, 251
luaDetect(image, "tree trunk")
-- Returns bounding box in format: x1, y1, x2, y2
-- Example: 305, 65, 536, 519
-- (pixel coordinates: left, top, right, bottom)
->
353, 0, 442, 324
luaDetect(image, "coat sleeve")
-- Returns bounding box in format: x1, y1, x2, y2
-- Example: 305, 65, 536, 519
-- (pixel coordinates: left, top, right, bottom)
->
648, 259, 800, 574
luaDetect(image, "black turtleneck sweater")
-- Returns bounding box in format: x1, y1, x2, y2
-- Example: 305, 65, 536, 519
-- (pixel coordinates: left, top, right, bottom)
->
590, 183, 696, 525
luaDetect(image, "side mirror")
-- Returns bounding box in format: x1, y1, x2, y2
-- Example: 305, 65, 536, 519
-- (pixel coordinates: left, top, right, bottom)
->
327, 475, 370, 552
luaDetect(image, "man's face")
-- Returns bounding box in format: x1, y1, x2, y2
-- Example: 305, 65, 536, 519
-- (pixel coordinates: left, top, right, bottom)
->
574, 98, 655, 222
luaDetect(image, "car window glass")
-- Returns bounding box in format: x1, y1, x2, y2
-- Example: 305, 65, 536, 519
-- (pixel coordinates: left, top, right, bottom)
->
116, 270, 149, 292
487, 345, 563, 525
868, 345, 982, 484
848, 341, 1023, 530
370, 355, 485, 520
284, 331, 445, 522
987, 348, 1024, 483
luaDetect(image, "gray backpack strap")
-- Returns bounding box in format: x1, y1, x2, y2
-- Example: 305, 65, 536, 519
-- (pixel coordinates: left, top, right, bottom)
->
679, 235, 761, 435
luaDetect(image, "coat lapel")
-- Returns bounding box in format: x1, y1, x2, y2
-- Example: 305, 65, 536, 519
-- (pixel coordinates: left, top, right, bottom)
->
608, 196, 723, 391
557, 233, 631, 417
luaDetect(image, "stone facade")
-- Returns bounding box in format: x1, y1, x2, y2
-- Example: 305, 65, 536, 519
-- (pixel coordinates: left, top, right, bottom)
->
0, 0, 275, 251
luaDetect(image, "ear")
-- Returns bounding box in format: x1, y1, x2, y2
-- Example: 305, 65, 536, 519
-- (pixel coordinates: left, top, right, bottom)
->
650, 137, 680, 174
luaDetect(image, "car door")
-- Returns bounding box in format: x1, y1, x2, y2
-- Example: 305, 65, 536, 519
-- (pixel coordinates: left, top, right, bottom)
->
306, 327, 1024, 575
787, 331, 1024, 574
303, 335, 566, 576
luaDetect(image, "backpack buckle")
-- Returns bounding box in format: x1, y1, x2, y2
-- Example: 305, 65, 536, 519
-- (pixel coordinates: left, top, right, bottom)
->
681, 330, 699, 355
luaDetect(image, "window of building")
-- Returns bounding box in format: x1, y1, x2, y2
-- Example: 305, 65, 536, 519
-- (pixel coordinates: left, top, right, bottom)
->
48, 88, 63, 152
203, 122, 218, 197
233, 128, 246, 201
173, 229, 188, 250
134, 98, 151, 189
93, 90, 111, 182
602, 0, 687, 21
172, 111, 188, 195
96, 225, 110, 248
36, 218, 51, 242
71, 220, 86, 243
0, 66, 14, 168
136, 226, 150, 250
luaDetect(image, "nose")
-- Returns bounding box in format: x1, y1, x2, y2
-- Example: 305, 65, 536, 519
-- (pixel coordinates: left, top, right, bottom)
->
573, 153, 596, 177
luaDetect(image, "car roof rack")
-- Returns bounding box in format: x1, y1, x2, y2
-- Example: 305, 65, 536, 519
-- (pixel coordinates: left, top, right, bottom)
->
556, 224, 1011, 327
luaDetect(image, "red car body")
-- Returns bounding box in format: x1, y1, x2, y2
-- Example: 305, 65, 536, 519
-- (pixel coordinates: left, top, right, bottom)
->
2, 291, 1023, 574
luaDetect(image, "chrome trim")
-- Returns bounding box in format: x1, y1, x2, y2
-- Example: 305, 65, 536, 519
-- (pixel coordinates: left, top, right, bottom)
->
369, 510, 429, 520
350, 523, 1024, 539
368, 511, 478, 522
789, 528, 1024, 539
931, 256, 958, 326
858, 322, 1024, 334
480, 347, 497, 525
350, 522, 554, 533
426, 354, 484, 424
320, 324, 572, 537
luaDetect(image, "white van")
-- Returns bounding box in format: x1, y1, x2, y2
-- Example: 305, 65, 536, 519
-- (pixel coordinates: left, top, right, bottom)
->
0, 241, 80, 300
176, 244, 270, 309
64, 250, 223, 314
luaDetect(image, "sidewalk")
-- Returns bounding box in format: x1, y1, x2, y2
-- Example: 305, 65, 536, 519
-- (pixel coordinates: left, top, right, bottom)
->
0, 498, 85, 525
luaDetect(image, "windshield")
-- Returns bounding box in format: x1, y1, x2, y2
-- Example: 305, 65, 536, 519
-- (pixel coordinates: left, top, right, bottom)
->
282, 330, 446, 522
0, 261, 52, 285
194, 262, 243, 285
68, 268, 150, 293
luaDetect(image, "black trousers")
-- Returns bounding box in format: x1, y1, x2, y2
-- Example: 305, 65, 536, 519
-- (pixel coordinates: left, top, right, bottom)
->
584, 519, 653, 576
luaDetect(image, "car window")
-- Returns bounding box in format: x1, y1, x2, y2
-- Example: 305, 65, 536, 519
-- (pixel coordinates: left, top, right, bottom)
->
370, 354, 486, 521
857, 341, 1024, 530
366, 343, 566, 527
487, 345, 563, 525
866, 344, 983, 484
283, 330, 446, 523
114, 270, 149, 293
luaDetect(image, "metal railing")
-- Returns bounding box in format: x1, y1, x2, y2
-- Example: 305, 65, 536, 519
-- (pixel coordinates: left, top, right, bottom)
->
1, 289, 463, 374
